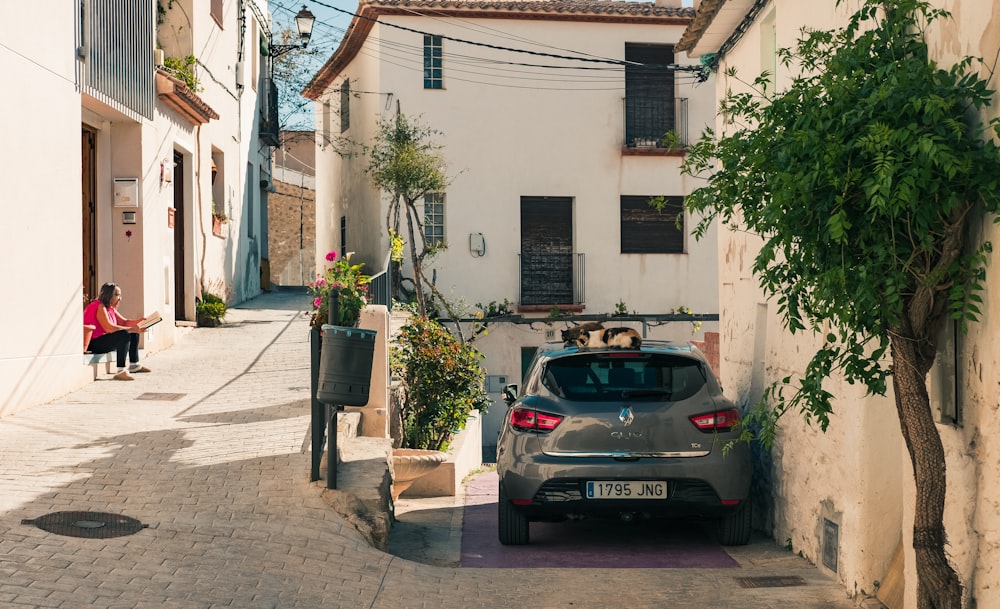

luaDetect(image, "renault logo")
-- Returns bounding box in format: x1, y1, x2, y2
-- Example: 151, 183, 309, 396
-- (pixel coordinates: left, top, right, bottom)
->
619, 407, 634, 427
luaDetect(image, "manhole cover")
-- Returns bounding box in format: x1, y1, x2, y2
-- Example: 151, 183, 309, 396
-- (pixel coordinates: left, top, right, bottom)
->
736, 576, 808, 588
22, 511, 147, 538
135, 392, 186, 401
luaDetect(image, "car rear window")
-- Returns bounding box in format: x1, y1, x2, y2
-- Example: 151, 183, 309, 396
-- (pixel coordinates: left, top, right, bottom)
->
542, 353, 707, 402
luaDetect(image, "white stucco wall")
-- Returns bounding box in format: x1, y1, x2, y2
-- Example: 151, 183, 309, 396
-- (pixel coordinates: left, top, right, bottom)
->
0, 2, 93, 417
687, 1, 1000, 606
0, 0, 268, 418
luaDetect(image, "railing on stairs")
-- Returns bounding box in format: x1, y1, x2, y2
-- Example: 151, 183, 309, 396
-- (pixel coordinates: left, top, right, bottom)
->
367, 251, 393, 311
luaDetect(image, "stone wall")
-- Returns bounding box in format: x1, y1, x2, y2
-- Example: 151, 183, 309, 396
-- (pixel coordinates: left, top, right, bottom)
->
268, 179, 316, 286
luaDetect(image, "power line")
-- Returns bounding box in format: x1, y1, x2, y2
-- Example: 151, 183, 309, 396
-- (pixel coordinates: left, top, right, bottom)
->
305, 0, 708, 79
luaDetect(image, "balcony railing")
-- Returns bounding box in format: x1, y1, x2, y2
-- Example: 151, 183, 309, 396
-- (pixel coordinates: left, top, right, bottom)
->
77, 0, 156, 121
518, 253, 585, 307
622, 97, 688, 149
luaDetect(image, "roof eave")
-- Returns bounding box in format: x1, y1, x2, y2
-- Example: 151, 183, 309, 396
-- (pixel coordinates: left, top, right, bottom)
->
304, 1, 694, 100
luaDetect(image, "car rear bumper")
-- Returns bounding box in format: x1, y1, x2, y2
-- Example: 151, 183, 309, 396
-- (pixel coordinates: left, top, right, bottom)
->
498, 444, 751, 518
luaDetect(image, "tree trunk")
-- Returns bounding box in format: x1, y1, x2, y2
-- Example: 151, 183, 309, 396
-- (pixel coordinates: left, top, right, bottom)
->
889, 327, 962, 609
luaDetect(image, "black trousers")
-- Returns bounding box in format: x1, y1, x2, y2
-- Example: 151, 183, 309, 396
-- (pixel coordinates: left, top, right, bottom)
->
88, 330, 139, 368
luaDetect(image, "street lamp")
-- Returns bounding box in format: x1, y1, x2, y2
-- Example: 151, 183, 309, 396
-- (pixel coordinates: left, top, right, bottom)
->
269, 5, 316, 57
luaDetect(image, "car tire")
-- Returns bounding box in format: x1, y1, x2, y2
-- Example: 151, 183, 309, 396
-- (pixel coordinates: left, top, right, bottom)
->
498, 483, 529, 546
717, 499, 752, 546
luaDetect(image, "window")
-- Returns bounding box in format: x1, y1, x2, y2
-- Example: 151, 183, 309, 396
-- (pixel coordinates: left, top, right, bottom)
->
339, 80, 350, 132
251, 19, 258, 91
322, 101, 331, 147
520, 197, 578, 306
246, 162, 255, 238
211, 0, 223, 27
424, 193, 445, 247
211, 148, 224, 218
624, 44, 675, 147
340, 216, 347, 258
543, 354, 706, 402
620, 195, 684, 254
424, 35, 443, 89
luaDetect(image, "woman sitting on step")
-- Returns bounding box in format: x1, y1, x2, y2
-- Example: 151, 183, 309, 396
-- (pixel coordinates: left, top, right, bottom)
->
83, 282, 152, 381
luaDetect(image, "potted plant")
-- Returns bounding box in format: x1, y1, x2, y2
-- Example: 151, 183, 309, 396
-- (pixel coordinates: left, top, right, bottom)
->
196, 291, 226, 326
388, 315, 490, 499
307, 251, 370, 328
211, 208, 227, 236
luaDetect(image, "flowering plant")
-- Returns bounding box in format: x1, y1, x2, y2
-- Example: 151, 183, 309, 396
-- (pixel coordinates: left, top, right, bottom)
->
308, 251, 370, 328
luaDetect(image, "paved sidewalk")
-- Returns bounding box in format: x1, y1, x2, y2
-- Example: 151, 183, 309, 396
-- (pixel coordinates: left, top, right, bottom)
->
0, 290, 862, 609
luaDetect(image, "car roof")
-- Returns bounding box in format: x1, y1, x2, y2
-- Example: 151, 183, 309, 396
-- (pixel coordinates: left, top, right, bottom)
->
535, 340, 704, 361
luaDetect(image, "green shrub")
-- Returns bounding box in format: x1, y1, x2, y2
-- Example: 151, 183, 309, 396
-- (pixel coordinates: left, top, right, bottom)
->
196, 292, 226, 326
391, 316, 490, 452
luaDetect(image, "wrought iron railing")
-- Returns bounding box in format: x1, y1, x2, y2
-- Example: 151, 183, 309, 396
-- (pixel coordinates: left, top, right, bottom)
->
367, 251, 393, 311
518, 253, 585, 306
622, 97, 688, 149
76, 0, 156, 121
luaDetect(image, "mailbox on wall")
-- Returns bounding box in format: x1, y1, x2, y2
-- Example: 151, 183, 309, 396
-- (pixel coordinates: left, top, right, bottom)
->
113, 178, 139, 207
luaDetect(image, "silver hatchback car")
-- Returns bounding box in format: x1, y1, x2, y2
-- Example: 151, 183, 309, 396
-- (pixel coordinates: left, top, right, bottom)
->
496, 340, 752, 546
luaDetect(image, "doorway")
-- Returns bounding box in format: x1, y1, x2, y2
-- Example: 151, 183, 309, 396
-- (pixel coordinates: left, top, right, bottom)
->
172, 151, 187, 320
82, 127, 98, 301
519, 197, 573, 305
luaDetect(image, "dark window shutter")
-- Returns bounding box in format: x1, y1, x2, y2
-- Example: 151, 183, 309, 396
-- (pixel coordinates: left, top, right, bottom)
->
520, 197, 573, 305
620, 196, 684, 254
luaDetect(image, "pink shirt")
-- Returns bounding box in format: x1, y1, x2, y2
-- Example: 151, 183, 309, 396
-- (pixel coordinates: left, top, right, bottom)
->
83, 301, 120, 339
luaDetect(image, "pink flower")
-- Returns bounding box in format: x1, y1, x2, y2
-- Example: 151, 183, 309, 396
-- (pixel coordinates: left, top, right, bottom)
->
325, 251, 338, 262
313, 297, 322, 308
314, 278, 327, 288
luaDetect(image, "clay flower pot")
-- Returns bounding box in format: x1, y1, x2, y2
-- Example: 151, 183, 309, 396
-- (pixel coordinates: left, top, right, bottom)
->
391, 448, 447, 501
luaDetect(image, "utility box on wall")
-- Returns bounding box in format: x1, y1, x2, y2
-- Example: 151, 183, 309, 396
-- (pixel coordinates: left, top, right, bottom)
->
113, 178, 139, 207
486, 374, 508, 393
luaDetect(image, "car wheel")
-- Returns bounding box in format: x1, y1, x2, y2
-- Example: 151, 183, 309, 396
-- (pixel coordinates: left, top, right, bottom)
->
716, 499, 752, 546
498, 483, 529, 545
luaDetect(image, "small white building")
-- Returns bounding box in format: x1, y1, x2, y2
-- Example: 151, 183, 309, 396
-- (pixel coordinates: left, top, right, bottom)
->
678, 1, 1000, 607
304, 0, 721, 453
0, 0, 274, 418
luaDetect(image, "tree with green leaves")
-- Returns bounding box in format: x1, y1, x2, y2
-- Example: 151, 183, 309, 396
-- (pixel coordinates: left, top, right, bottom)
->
683, 2, 1000, 607
364, 113, 466, 328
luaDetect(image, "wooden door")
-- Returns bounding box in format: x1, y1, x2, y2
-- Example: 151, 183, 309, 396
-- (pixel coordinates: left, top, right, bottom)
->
81, 128, 97, 301
173, 151, 187, 320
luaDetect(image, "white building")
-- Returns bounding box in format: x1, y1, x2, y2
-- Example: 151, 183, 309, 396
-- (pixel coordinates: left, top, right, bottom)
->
0, 0, 274, 418
678, 1, 1000, 607
304, 0, 720, 454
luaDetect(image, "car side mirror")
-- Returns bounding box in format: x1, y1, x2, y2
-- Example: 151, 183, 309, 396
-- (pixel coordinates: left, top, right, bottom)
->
502, 384, 518, 405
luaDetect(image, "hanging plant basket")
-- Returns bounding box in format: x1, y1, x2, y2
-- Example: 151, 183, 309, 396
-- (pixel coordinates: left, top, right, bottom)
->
316, 325, 377, 406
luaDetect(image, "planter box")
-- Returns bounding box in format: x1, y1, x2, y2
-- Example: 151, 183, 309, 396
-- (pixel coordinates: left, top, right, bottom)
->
402, 410, 482, 498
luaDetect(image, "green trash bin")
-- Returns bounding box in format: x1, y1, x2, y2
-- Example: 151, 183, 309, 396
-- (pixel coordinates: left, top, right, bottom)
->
316, 325, 376, 406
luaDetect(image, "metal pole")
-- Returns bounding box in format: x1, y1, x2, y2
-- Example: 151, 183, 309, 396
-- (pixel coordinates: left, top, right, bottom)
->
327, 404, 338, 489
310, 327, 323, 481
325, 289, 341, 489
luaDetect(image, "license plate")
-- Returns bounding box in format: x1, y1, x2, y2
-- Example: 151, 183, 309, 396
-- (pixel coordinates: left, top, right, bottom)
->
585, 481, 668, 499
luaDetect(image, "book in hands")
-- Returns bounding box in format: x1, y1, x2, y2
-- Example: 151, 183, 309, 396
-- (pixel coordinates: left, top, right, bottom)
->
137, 310, 162, 330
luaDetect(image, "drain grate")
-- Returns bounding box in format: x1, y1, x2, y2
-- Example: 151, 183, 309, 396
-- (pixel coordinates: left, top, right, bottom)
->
22, 511, 147, 538
736, 576, 808, 588
135, 392, 186, 401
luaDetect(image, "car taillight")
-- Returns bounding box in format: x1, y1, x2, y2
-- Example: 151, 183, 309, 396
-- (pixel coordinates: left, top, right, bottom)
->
510, 408, 563, 432
689, 408, 740, 432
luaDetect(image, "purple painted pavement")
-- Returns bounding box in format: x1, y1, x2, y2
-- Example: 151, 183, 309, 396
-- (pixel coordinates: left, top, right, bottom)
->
461, 471, 740, 569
